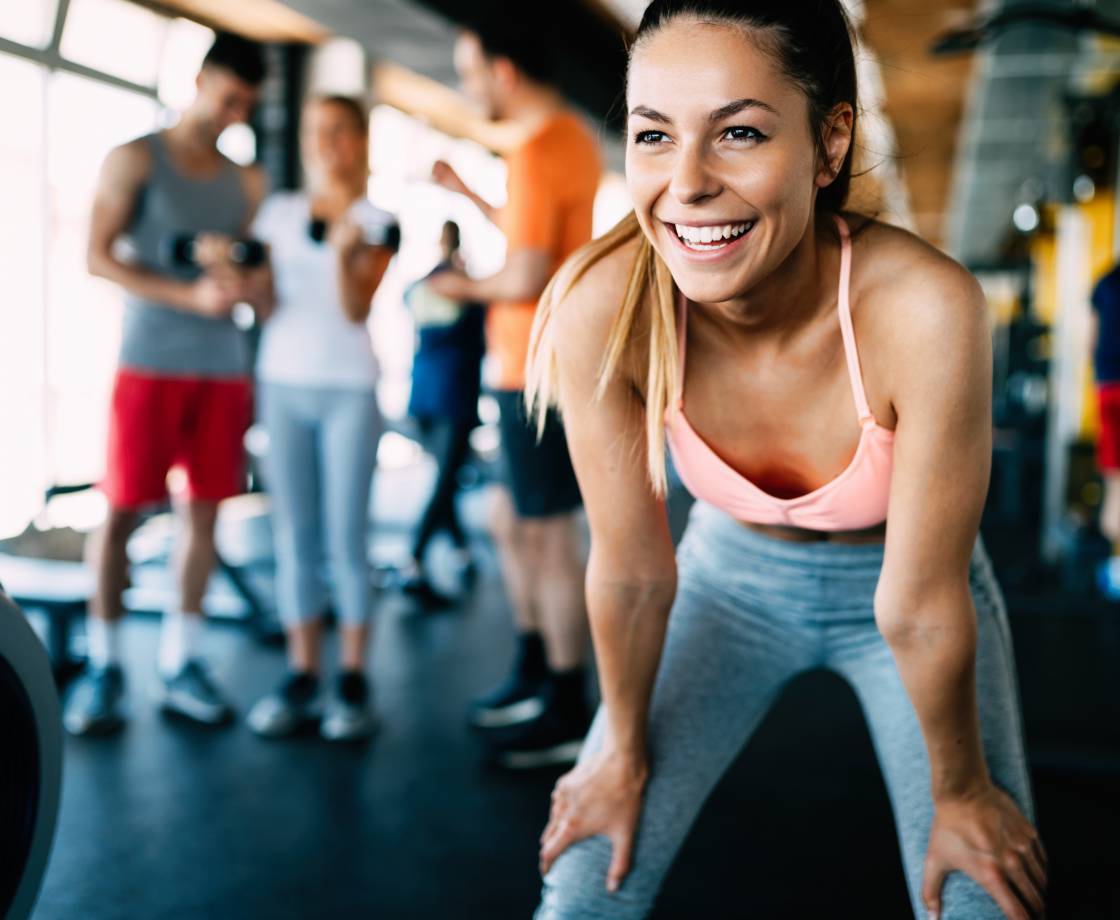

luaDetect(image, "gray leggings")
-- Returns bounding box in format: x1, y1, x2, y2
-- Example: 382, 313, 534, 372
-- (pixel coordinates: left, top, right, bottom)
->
537, 501, 1034, 919
260, 382, 381, 627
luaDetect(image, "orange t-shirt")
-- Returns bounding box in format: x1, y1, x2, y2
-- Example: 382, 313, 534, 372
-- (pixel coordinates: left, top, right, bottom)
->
488, 111, 601, 391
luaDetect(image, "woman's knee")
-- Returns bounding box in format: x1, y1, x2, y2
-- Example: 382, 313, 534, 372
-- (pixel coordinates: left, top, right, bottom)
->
937, 871, 1009, 920
276, 520, 321, 564
536, 836, 655, 920
325, 527, 369, 574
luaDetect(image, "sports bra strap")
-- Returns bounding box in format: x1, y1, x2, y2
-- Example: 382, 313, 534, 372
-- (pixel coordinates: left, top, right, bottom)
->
674, 288, 687, 410
674, 215, 874, 426
833, 214, 875, 426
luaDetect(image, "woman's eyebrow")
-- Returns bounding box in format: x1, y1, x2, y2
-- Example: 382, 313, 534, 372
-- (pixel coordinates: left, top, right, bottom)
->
629, 105, 670, 123
628, 98, 779, 124
708, 98, 779, 121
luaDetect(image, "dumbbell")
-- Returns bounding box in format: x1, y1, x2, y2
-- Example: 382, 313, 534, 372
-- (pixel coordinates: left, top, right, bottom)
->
308, 217, 401, 253
162, 233, 267, 269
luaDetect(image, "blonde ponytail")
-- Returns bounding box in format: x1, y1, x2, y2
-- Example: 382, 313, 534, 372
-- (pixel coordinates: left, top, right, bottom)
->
525, 211, 680, 496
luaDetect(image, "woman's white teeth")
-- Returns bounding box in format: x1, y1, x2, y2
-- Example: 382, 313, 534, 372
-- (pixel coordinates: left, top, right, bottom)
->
673, 221, 753, 248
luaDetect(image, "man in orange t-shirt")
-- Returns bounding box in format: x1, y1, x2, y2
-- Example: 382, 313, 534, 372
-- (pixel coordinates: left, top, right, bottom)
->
430, 27, 601, 769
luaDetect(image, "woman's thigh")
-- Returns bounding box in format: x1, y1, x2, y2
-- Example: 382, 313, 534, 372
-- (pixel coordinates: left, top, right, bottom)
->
536, 563, 819, 919
828, 542, 1033, 919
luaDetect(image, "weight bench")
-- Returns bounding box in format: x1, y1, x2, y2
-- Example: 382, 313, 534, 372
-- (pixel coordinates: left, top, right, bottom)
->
0, 555, 90, 685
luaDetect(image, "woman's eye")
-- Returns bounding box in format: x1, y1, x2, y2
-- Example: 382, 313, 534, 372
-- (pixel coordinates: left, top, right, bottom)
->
724, 126, 766, 143
633, 130, 667, 145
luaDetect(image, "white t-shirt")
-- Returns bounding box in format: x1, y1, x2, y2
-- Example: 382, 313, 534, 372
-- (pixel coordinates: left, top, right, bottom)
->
252, 191, 394, 389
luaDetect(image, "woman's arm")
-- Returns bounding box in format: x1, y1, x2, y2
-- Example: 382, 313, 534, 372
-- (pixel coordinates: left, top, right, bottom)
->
329, 218, 392, 323
875, 260, 1046, 920
536, 241, 678, 893
239, 259, 275, 321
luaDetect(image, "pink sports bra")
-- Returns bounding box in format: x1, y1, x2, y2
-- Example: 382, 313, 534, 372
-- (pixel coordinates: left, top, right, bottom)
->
665, 215, 894, 531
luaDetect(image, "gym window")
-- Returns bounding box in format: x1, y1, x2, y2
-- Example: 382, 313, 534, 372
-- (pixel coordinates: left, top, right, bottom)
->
0, 0, 221, 538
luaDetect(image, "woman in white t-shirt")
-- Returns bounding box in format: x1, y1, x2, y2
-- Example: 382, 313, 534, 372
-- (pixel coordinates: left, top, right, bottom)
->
248, 95, 396, 742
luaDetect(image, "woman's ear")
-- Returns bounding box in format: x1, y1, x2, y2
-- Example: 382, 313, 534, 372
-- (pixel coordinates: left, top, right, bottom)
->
815, 103, 854, 189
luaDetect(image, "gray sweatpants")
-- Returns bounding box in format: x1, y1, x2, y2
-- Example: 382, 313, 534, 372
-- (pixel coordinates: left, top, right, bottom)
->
260, 381, 381, 627
536, 501, 1034, 919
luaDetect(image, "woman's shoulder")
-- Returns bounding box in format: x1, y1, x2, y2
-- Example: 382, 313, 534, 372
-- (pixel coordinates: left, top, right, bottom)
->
549, 232, 644, 347
847, 213, 986, 346
254, 190, 304, 229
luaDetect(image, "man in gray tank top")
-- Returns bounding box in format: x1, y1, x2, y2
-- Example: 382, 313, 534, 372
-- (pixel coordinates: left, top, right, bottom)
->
65, 33, 273, 736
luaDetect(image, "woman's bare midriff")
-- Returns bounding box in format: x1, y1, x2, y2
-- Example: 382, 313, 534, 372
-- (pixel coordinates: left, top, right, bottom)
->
740, 519, 887, 545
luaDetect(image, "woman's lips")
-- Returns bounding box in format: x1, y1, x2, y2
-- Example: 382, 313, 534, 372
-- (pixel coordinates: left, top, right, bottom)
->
662, 219, 755, 261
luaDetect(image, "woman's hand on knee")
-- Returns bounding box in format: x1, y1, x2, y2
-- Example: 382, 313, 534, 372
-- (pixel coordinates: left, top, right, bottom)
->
538, 748, 649, 893
921, 784, 1047, 920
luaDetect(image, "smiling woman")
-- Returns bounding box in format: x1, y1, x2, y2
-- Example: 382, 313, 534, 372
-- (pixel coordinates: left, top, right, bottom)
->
523, 2, 1045, 919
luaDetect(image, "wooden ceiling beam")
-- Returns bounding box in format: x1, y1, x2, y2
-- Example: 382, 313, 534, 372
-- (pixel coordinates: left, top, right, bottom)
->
860, 0, 979, 246
143, 0, 330, 44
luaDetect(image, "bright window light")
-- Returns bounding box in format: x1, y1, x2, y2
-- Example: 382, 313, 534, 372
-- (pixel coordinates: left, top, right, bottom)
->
158, 17, 214, 110
0, 53, 48, 537
0, 0, 59, 49
46, 72, 161, 491
217, 123, 256, 167
61, 0, 167, 88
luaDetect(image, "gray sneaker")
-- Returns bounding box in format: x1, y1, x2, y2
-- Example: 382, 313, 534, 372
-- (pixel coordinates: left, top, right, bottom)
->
247, 672, 322, 738
155, 659, 233, 725
64, 665, 126, 736
320, 672, 377, 742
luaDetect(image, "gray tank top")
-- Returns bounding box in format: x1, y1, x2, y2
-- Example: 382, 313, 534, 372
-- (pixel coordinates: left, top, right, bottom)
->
119, 132, 249, 376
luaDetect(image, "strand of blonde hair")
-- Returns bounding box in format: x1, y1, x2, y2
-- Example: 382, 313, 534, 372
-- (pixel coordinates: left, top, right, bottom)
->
525, 211, 680, 496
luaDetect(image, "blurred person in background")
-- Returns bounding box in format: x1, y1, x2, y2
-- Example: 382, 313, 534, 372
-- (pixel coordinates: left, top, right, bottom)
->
430, 23, 602, 768
1091, 259, 1120, 598
246, 95, 396, 743
399, 220, 485, 607
66, 32, 270, 736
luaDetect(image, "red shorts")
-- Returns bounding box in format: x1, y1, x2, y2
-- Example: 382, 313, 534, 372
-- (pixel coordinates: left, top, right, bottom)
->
102, 369, 252, 509
1098, 383, 1120, 471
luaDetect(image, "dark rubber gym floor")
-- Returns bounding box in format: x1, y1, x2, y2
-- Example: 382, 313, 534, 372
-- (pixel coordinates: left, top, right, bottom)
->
28, 467, 1120, 919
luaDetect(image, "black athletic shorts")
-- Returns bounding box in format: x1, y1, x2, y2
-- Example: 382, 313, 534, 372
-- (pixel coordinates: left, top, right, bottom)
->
492, 389, 582, 518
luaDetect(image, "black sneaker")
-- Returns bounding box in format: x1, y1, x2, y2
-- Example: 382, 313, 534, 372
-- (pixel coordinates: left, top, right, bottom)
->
321, 671, 377, 742
64, 665, 126, 736
247, 671, 322, 738
469, 633, 548, 729
489, 691, 591, 770
401, 573, 455, 609
154, 659, 234, 725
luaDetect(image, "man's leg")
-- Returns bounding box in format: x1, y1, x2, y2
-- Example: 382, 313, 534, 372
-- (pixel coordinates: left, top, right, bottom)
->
88, 507, 141, 624
63, 507, 141, 736
491, 510, 590, 768
156, 377, 250, 724
468, 390, 555, 728
65, 369, 174, 736
481, 393, 589, 764
151, 498, 232, 725
467, 486, 551, 728
490, 485, 539, 634
531, 511, 588, 673
161, 498, 218, 675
